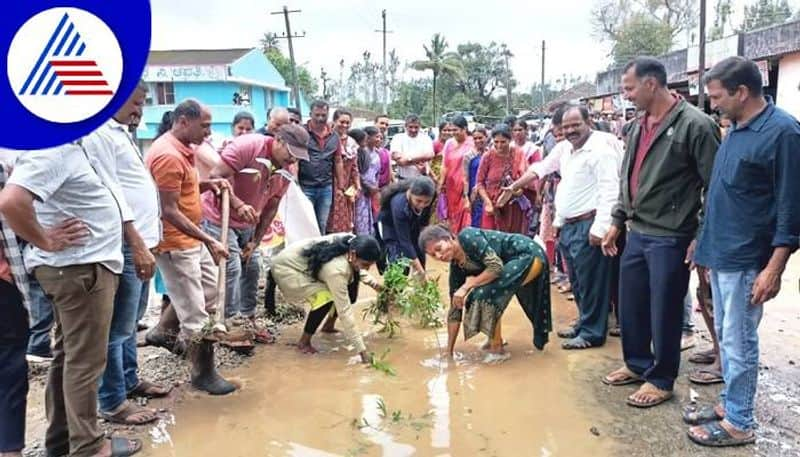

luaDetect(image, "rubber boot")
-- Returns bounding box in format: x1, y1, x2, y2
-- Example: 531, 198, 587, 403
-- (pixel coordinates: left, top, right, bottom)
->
190, 340, 236, 395
145, 302, 180, 351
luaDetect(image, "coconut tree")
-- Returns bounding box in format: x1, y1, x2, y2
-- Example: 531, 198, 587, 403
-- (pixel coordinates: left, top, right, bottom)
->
411, 34, 462, 123
260, 32, 280, 53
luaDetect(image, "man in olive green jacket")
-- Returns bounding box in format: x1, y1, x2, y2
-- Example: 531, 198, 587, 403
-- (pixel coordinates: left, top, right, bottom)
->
600, 57, 720, 408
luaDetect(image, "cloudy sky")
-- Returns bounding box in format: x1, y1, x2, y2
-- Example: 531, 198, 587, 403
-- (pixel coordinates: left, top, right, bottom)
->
150, 0, 612, 90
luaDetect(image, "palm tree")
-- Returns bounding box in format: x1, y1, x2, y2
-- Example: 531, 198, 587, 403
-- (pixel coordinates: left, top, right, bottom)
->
411, 33, 462, 122
260, 32, 280, 53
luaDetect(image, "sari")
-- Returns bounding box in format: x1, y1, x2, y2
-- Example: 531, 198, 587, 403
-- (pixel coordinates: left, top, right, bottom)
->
355, 148, 381, 236
441, 137, 474, 235
476, 147, 529, 233
327, 136, 359, 233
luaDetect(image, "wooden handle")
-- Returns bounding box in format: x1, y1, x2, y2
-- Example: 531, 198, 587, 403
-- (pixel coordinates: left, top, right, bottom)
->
216, 188, 230, 324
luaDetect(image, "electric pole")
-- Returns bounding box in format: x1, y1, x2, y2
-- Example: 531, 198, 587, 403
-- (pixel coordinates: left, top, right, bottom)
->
503, 48, 512, 116
320, 67, 330, 100
271, 6, 304, 109
698, 0, 707, 111
375, 9, 393, 114
541, 40, 546, 111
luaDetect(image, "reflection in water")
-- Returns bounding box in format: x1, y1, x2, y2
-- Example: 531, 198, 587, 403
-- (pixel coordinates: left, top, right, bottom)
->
286, 442, 340, 457
427, 372, 450, 448
359, 394, 416, 456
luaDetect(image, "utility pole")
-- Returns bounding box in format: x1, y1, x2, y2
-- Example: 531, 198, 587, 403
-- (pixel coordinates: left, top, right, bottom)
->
504, 49, 512, 116
697, 0, 707, 111
540, 40, 546, 111
375, 9, 393, 114
271, 6, 304, 109
320, 67, 330, 100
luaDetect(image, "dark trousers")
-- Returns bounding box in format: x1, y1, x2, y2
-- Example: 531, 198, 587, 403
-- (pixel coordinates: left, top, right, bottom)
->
558, 218, 611, 345
609, 230, 627, 324
0, 279, 29, 452
619, 230, 690, 391
304, 303, 333, 335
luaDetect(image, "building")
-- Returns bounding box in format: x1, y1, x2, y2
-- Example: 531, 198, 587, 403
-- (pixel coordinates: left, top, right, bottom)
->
586, 20, 800, 118
139, 48, 308, 149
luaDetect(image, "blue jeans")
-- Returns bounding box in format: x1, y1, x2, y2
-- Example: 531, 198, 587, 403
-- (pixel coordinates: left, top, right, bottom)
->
0, 279, 28, 452
202, 221, 261, 318
98, 245, 150, 413
619, 230, 691, 391
711, 269, 763, 432
682, 291, 695, 333
26, 276, 54, 357
558, 218, 611, 345
302, 185, 333, 235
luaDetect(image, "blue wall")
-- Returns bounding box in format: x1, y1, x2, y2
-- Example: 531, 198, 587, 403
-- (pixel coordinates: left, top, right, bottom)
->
230, 49, 287, 87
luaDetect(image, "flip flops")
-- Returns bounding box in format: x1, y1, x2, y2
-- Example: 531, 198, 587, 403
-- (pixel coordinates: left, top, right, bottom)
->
626, 382, 674, 408
689, 348, 716, 365
687, 421, 755, 447
683, 404, 724, 425
689, 368, 724, 385
561, 336, 597, 350
100, 401, 158, 425
602, 366, 643, 386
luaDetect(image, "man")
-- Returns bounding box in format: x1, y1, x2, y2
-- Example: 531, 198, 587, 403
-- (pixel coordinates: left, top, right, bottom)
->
0, 143, 141, 456
374, 114, 390, 147
288, 107, 302, 125
390, 114, 434, 180
256, 107, 290, 136
600, 57, 720, 408
82, 82, 170, 426
687, 56, 800, 447
201, 124, 309, 340
0, 162, 31, 457
299, 99, 340, 234
501, 104, 621, 350
145, 99, 236, 396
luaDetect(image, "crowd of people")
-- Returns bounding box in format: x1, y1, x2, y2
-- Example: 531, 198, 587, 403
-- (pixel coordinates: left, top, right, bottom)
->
0, 54, 797, 456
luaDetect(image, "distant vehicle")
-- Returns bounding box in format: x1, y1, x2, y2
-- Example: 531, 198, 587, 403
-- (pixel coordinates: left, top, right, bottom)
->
352, 118, 406, 143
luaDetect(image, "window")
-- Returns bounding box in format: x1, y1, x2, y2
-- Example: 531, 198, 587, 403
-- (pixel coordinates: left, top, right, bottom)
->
234, 85, 251, 106
264, 89, 275, 109
155, 82, 175, 105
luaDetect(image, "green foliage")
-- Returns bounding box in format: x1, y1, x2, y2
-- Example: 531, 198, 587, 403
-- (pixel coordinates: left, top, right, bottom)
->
262, 47, 318, 106
368, 348, 397, 376
363, 259, 408, 337
742, 0, 792, 31
612, 13, 674, 65
352, 399, 434, 433
399, 275, 443, 328
411, 33, 464, 122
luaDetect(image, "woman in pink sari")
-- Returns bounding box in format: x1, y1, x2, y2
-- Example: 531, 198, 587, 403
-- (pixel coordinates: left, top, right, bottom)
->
438, 116, 474, 235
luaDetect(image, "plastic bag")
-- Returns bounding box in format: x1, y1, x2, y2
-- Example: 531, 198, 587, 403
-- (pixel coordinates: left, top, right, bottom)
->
277, 172, 320, 247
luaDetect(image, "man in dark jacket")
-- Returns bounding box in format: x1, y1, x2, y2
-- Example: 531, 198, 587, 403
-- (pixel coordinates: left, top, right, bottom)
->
600, 57, 720, 408
300, 100, 340, 234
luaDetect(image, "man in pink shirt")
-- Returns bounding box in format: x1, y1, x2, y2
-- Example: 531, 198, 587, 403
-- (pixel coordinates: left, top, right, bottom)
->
201, 124, 309, 342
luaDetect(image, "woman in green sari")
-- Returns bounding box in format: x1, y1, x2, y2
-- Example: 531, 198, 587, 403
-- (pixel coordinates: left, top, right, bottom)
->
419, 225, 552, 358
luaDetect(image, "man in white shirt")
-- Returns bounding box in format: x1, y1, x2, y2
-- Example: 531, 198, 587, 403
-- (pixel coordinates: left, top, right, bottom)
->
82, 81, 171, 427
502, 104, 621, 350
389, 114, 434, 180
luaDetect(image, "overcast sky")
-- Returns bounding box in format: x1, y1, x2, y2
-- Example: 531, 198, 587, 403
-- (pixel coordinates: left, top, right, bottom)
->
150, 0, 799, 92
150, 0, 611, 91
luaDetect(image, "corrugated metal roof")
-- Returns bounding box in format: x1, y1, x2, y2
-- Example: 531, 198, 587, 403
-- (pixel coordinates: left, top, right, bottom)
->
147, 48, 253, 66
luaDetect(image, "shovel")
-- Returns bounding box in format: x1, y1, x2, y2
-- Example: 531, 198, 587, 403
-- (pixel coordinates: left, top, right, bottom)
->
213, 187, 231, 334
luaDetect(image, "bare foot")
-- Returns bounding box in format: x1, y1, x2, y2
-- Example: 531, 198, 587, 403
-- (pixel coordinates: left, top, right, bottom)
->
320, 327, 340, 334
297, 343, 318, 354
688, 419, 752, 441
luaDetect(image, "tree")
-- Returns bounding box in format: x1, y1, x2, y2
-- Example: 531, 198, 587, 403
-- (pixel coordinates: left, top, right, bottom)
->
741, 0, 792, 31
411, 34, 463, 122
263, 47, 318, 106
259, 32, 280, 53
709, 0, 733, 40
592, 0, 697, 64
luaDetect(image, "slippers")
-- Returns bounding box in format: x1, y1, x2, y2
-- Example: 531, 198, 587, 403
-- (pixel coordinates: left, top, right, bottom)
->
109, 436, 143, 456
561, 336, 597, 350
687, 421, 755, 447
602, 366, 642, 386
683, 404, 724, 425
689, 368, 724, 385
627, 382, 673, 408
100, 401, 158, 426
688, 349, 716, 365
556, 327, 577, 339
128, 380, 171, 399
608, 326, 621, 337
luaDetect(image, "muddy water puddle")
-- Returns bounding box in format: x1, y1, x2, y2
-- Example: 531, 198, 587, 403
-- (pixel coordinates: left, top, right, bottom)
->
142, 262, 616, 457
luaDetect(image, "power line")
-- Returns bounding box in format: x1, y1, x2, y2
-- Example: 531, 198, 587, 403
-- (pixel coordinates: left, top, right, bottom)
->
375, 9, 394, 113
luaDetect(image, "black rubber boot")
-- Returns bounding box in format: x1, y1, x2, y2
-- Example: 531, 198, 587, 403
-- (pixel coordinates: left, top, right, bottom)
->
145, 302, 180, 351
190, 340, 236, 395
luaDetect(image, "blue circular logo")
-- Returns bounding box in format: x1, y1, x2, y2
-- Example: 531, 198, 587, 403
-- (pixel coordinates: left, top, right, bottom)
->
2, 1, 151, 149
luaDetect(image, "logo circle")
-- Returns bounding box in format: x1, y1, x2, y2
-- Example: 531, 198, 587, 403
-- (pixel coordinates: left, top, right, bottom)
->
7, 8, 123, 124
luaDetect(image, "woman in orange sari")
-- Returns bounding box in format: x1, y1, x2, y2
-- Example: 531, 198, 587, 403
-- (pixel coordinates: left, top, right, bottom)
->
476, 125, 529, 233
327, 110, 361, 234
439, 116, 474, 235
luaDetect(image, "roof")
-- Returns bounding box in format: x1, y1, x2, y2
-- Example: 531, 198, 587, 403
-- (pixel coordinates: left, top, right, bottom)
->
534, 82, 597, 112
147, 48, 253, 66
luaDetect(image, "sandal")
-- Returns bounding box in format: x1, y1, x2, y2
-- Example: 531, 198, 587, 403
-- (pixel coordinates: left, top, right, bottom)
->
109, 436, 143, 456
561, 336, 597, 350
683, 404, 724, 425
609, 326, 621, 337
100, 401, 158, 425
627, 382, 673, 408
128, 379, 171, 399
688, 348, 716, 365
602, 366, 642, 386
253, 327, 276, 344
687, 421, 755, 447
689, 368, 724, 385
556, 327, 577, 339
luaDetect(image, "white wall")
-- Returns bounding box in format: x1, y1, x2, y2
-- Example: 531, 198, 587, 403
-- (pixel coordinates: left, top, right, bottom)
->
777, 53, 800, 120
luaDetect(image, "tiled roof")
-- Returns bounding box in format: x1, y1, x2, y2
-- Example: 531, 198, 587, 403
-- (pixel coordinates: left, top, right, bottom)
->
147, 48, 252, 66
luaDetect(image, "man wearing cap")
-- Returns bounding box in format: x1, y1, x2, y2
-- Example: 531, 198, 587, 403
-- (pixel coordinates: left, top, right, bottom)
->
199, 124, 309, 343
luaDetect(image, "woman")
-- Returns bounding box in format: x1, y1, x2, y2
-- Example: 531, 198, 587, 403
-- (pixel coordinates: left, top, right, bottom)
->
463, 127, 488, 228
271, 234, 382, 362
439, 116, 474, 235
377, 131, 393, 189
355, 127, 382, 236
419, 225, 551, 358
475, 126, 530, 233
327, 111, 361, 233
376, 176, 436, 276
511, 119, 541, 165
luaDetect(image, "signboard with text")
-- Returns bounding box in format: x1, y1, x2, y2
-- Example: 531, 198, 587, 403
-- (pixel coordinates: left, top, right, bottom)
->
142, 65, 227, 82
